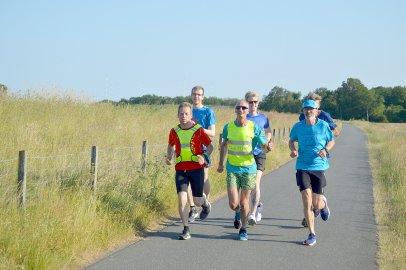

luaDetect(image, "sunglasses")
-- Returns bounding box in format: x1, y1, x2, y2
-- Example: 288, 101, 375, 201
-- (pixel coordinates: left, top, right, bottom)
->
248, 100, 258, 104
235, 106, 248, 110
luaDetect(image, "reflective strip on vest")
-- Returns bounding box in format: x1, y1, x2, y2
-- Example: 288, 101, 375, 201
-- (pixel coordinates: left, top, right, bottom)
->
174, 124, 202, 164
227, 121, 255, 166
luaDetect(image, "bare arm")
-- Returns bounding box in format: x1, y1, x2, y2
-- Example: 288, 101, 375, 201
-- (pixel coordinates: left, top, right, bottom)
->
205, 125, 216, 139
217, 141, 228, 173
165, 144, 175, 165
289, 139, 298, 158
318, 140, 335, 159
264, 126, 273, 151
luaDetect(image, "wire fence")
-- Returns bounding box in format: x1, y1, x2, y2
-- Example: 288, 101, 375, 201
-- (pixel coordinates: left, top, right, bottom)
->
0, 127, 291, 207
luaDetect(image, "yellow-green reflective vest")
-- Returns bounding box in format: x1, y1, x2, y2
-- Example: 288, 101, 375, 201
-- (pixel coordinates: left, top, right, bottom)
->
174, 124, 202, 164
227, 121, 255, 166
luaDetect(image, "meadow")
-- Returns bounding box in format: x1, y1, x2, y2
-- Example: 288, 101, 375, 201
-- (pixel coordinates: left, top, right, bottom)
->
353, 121, 406, 270
0, 94, 298, 270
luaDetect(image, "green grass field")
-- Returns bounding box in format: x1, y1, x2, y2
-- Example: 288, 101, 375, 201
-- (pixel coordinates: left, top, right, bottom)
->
353, 121, 406, 270
0, 95, 298, 270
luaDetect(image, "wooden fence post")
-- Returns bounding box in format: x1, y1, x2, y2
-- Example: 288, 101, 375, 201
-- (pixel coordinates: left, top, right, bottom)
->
141, 141, 148, 175
272, 129, 276, 138
17, 150, 27, 207
91, 146, 98, 193
283, 127, 286, 137
278, 128, 281, 139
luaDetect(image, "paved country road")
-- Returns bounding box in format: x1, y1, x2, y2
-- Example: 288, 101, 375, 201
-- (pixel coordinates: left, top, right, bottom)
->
85, 124, 377, 270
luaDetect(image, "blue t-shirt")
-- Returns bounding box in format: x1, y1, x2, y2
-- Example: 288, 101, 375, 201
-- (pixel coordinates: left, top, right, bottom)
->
222, 120, 267, 174
247, 113, 271, 156
290, 119, 334, 170
299, 110, 337, 131
192, 106, 216, 129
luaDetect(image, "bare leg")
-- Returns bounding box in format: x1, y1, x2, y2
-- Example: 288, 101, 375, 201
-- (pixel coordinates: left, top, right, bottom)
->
249, 170, 263, 216
240, 189, 252, 228
178, 191, 188, 227
203, 167, 210, 200
187, 185, 195, 208
301, 189, 315, 235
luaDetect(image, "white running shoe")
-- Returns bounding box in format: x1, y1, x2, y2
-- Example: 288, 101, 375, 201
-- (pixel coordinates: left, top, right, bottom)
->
248, 214, 257, 226
255, 202, 263, 222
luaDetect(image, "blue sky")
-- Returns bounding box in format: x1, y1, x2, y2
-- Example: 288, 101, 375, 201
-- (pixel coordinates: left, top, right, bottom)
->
1, 1, 405, 101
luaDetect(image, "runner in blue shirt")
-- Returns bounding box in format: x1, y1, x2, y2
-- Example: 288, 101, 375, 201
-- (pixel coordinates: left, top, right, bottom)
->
245, 91, 272, 226
289, 100, 335, 246
187, 86, 216, 222
299, 92, 340, 227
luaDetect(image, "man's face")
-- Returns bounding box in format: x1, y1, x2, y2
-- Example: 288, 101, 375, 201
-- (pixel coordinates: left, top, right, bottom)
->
178, 106, 193, 124
247, 96, 259, 113
303, 107, 318, 120
191, 88, 204, 105
235, 101, 249, 118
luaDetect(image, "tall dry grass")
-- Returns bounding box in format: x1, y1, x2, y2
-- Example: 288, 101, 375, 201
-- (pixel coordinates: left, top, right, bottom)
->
0, 94, 299, 269
353, 121, 406, 270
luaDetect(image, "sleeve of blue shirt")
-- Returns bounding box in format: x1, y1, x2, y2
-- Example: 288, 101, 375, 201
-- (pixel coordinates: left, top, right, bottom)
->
322, 111, 337, 130
290, 122, 299, 141
208, 108, 216, 126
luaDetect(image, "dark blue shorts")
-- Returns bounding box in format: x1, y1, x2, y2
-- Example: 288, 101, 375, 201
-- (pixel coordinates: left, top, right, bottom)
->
254, 152, 266, 172
175, 168, 204, 197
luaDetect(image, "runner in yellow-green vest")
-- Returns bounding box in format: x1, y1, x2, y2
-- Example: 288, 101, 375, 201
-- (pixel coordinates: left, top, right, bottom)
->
217, 100, 269, 241
166, 102, 214, 240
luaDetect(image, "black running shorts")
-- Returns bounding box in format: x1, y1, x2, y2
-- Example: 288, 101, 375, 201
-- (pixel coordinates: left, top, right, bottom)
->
254, 153, 266, 172
175, 168, 204, 197
295, 170, 326, 194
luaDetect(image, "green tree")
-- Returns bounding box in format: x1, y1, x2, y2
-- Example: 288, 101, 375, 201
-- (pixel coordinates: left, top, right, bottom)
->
260, 86, 301, 113
336, 78, 377, 120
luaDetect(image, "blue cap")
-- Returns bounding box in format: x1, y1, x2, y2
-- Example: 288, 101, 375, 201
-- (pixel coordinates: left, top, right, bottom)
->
302, 100, 318, 109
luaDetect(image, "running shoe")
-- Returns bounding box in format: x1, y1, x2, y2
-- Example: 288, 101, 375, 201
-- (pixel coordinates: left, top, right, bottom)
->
313, 208, 320, 218
255, 202, 263, 222
320, 195, 330, 221
188, 207, 199, 223
234, 211, 242, 229
239, 227, 248, 241
247, 214, 257, 226
179, 228, 191, 240
199, 201, 211, 220
303, 233, 317, 246
301, 218, 308, 227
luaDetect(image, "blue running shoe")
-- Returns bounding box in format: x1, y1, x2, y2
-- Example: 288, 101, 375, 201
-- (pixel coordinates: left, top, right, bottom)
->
239, 227, 248, 241
234, 211, 242, 229
303, 233, 316, 246
320, 195, 330, 221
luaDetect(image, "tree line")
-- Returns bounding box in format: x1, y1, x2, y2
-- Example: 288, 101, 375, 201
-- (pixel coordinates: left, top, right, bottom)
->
258, 78, 405, 123
114, 78, 405, 123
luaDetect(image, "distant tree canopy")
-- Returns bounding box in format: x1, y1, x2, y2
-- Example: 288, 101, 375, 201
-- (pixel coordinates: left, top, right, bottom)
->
107, 78, 405, 123
115, 94, 239, 107
257, 78, 405, 123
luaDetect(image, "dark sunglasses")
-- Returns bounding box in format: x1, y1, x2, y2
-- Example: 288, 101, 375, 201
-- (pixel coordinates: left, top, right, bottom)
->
235, 106, 248, 110
248, 100, 258, 104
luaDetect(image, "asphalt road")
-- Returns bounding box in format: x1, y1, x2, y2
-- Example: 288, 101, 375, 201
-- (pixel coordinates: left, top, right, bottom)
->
85, 124, 377, 270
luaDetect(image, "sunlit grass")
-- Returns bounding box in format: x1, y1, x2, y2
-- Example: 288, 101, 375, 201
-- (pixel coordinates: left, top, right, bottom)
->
353, 121, 406, 270
0, 94, 299, 269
